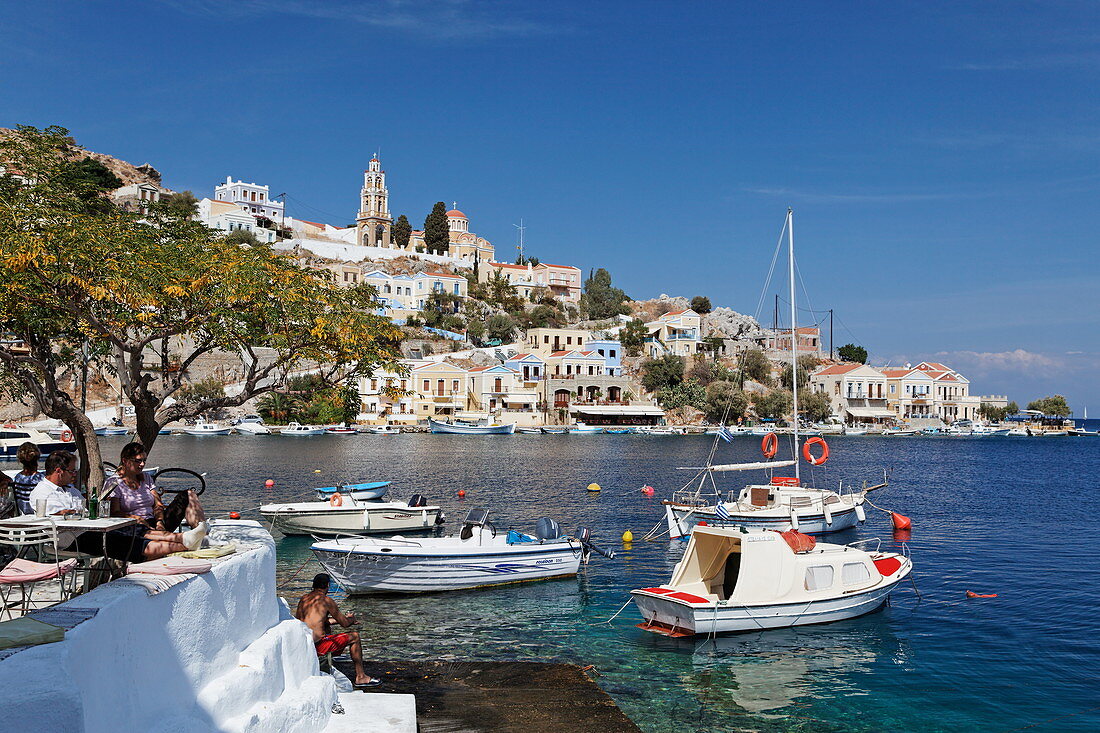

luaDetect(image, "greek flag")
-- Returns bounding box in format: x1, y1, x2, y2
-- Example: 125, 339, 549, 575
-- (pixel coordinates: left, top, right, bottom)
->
715, 503, 731, 521
718, 426, 736, 443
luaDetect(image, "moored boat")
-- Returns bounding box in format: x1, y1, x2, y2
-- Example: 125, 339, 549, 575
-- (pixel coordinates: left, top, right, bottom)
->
312, 480, 390, 502
182, 420, 232, 436
361, 425, 401, 435
259, 493, 443, 536
324, 424, 358, 435
280, 422, 326, 436
631, 526, 912, 636
0, 425, 76, 459
429, 418, 516, 434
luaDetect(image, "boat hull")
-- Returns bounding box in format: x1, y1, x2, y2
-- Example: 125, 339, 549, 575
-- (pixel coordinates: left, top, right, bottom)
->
429, 419, 515, 434
664, 501, 862, 538
259, 504, 441, 536
312, 542, 582, 594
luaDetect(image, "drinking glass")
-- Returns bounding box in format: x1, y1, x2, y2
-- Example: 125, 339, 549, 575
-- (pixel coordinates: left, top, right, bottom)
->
35, 499, 47, 517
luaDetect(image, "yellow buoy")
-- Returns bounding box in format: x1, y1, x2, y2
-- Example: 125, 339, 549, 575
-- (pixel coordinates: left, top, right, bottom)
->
587, 483, 601, 492
622, 530, 634, 542
314, 469, 322, 473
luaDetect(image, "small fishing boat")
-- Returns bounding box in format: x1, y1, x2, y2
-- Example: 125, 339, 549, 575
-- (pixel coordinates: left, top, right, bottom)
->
516, 427, 543, 434
94, 426, 130, 436
429, 418, 516, 435
604, 428, 636, 434
0, 425, 75, 459
844, 428, 868, 436
631, 526, 912, 636
233, 421, 272, 435
540, 426, 568, 435
259, 494, 443, 536
570, 422, 603, 434
281, 422, 326, 436
324, 424, 358, 435
882, 428, 918, 437
361, 425, 401, 435
313, 481, 390, 502
181, 420, 232, 436
311, 510, 613, 594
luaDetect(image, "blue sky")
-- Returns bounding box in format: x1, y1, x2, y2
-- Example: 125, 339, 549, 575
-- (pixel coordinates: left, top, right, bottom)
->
2, 1, 1098, 410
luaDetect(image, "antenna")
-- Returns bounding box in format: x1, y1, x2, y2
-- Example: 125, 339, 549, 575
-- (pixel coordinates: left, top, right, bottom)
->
513, 218, 526, 262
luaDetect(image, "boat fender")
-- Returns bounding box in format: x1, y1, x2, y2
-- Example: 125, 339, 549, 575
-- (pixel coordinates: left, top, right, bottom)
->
761, 432, 778, 459
789, 510, 799, 530
330, 492, 343, 507
966, 591, 997, 599
801, 436, 829, 465
228, 511, 241, 520
855, 504, 866, 523
823, 504, 833, 525
60, 429, 74, 442
891, 512, 911, 530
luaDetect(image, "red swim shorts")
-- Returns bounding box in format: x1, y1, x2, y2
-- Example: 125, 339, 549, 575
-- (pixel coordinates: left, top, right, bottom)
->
316, 632, 352, 656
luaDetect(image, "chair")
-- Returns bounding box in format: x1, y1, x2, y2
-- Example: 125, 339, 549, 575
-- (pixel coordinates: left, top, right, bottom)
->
0, 522, 79, 620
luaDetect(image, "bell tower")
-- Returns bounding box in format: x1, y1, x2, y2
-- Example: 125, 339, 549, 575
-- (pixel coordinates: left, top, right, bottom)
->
356, 155, 393, 247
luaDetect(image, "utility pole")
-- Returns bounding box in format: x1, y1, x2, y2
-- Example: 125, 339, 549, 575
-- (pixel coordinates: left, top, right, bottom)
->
773, 294, 779, 332
829, 309, 834, 360
513, 219, 526, 264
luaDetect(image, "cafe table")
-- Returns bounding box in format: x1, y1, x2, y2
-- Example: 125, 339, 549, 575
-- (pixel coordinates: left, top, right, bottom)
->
0, 516, 138, 563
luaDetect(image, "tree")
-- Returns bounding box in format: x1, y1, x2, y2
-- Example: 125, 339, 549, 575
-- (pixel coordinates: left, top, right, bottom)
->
800, 391, 833, 422
0, 125, 404, 496
619, 318, 648, 357
703, 380, 748, 423
641, 355, 685, 393
465, 318, 485, 344
58, 157, 122, 213
161, 190, 199, 219
256, 391, 301, 424
656, 378, 706, 411
485, 314, 516, 343
837, 343, 868, 364
177, 377, 225, 405
756, 389, 793, 420
780, 355, 821, 390
690, 296, 712, 314
223, 228, 261, 246
483, 271, 524, 312
392, 214, 412, 248
423, 202, 450, 255
741, 348, 772, 385
579, 268, 630, 319
1006, 400, 1019, 416
1027, 395, 1070, 417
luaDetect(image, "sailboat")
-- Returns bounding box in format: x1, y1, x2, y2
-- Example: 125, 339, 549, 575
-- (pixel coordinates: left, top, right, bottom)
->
661, 210, 882, 539
1070, 406, 1098, 436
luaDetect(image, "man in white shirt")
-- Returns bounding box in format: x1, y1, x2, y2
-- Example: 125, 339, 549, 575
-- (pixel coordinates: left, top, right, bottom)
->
28, 451, 84, 516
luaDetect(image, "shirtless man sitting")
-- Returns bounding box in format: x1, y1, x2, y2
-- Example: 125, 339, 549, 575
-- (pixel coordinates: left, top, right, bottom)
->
295, 573, 380, 688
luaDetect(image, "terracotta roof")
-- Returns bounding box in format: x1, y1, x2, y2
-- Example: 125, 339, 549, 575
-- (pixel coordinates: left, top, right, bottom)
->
881, 368, 915, 378
446, 209, 466, 218
548, 350, 571, 357
296, 219, 326, 229
814, 363, 865, 376
663, 309, 690, 317
537, 262, 580, 271
489, 262, 529, 270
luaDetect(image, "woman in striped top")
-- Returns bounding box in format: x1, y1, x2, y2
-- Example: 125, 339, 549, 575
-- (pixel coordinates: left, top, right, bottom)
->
12, 442, 43, 515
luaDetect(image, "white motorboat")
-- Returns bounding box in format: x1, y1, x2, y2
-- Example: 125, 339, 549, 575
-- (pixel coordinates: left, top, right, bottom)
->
882, 428, 919, 437
570, 422, 603, 434
843, 428, 868, 436
181, 420, 232, 436
324, 424, 358, 435
661, 211, 881, 540
233, 421, 272, 435
429, 418, 515, 434
313, 481, 390, 502
94, 426, 130, 436
361, 425, 401, 435
516, 427, 543, 434
540, 426, 568, 435
750, 425, 777, 436
281, 422, 326, 436
311, 510, 613, 594
259, 494, 443, 536
631, 526, 912, 636
0, 425, 76, 459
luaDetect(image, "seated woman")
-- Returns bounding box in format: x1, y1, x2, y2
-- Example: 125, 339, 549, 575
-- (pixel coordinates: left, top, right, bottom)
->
101, 442, 208, 561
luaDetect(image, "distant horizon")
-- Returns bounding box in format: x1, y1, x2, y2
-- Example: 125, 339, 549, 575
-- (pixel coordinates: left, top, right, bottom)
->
2, 1, 1096, 408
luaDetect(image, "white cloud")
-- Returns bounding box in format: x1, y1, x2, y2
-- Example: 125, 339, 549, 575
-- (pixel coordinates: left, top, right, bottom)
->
932, 349, 1062, 376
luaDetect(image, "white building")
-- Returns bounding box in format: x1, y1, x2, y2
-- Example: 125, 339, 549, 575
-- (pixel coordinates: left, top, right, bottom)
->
196, 198, 276, 243
214, 176, 284, 221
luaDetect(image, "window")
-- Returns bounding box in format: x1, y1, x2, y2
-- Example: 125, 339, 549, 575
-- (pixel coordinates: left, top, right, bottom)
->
544, 336, 549, 344
842, 562, 871, 585
423, 380, 430, 393
371, 379, 378, 391
494, 377, 502, 392
454, 283, 460, 295
567, 337, 572, 345
890, 384, 896, 394
610, 350, 616, 358
804, 565, 834, 591
259, 193, 264, 200
437, 379, 445, 395
452, 379, 459, 393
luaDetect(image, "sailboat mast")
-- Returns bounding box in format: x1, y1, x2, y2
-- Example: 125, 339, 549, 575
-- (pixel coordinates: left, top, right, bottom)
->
788, 208, 800, 482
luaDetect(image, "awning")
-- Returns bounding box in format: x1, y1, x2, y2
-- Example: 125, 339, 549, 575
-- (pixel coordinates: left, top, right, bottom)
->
570, 405, 665, 416
846, 407, 895, 418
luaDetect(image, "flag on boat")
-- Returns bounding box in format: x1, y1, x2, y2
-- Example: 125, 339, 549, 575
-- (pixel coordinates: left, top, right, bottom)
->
715, 503, 731, 520
718, 426, 736, 443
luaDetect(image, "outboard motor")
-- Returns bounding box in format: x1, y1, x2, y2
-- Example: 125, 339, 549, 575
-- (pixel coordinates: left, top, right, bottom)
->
574, 526, 615, 564
535, 517, 561, 542
407, 494, 428, 508
460, 508, 493, 540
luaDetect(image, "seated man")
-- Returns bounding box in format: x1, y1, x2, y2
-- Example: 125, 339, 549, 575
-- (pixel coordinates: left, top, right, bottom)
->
295, 573, 379, 688
30, 451, 207, 562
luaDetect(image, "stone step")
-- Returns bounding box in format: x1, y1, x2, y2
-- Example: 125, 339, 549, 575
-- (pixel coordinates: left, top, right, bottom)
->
323, 692, 417, 733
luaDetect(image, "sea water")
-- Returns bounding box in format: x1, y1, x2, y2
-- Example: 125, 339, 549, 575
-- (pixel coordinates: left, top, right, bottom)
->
106, 432, 1100, 732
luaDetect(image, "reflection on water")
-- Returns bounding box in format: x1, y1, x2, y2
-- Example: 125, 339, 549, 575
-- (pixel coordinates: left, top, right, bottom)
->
102, 433, 1100, 733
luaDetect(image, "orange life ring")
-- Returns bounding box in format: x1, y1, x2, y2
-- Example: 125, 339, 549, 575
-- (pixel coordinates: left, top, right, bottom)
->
802, 436, 829, 465
60, 429, 74, 442
329, 492, 343, 507
761, 432, 778, 459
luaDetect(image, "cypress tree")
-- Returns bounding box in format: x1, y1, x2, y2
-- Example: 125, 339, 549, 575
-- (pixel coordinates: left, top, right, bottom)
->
393, 214, 412, 248
424, 202, 450, 255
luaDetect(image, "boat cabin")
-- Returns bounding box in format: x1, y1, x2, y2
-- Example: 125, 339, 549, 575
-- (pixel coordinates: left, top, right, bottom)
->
664, 526, 885, 604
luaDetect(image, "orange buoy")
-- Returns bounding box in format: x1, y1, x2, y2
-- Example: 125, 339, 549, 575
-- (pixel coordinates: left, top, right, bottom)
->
966, 591, 998, 599
892, 528, 912, 542
265, 479, 275, 487
801, 436, 829, 465
891, 512, 912, 530
458, 489, 466, 498
761, 432, 779, 459
228, 511, 241, 520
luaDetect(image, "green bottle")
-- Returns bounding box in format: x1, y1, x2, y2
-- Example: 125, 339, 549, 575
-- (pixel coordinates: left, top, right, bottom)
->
88, 494, 99, 520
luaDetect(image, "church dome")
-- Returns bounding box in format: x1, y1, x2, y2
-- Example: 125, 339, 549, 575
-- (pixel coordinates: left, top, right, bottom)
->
446, 209, 467, 219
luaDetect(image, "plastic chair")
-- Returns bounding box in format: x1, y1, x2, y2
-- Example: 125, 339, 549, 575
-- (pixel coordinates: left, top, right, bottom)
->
0, 522, 79, 619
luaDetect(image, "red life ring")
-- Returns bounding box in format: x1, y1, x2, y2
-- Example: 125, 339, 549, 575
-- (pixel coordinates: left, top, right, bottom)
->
761, 432, 778, 459
329, 492, 343, 507
802, 436, 829, 465
60, 429, 74, 442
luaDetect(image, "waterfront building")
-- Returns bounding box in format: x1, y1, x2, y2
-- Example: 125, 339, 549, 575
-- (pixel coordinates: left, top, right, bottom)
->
762, 326, 824, 362
356, 366, 417, 424
586, 339, 623, 376
503, 353, 547, 381
544, 350, 606, 378
809, 363, 893, 424
196, 197, 277, 243
466, 364, 539, 418
882, 366, 937, 419
645, 309, 703, 357
214, 175, 284, 220
526, 327, 590, 354
355, 156, 392, 248
410, 360, 470, 418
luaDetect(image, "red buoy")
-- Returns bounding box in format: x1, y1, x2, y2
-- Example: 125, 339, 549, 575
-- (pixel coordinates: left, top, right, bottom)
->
966, 590, 998, 599
891, 512, 912, 530
641, 485, 655, 495
264, 479, 275, 487
229, 511, 241, 520
457, 489, 466, 498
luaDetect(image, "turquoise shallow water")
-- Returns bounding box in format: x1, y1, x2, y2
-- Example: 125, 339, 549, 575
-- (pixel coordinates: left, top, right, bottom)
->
106, 432, 1100, 732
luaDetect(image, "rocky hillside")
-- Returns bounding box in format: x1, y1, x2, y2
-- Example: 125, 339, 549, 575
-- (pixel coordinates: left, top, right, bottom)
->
0, 127, 167, 190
